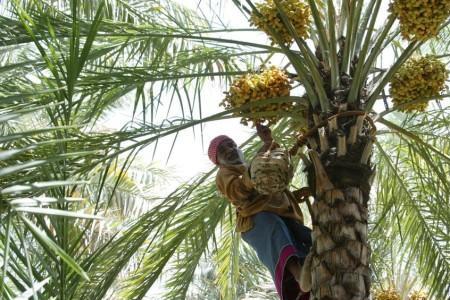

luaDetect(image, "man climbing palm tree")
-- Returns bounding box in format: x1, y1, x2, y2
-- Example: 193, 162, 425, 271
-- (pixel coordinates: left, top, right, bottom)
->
209, 124, 312, 300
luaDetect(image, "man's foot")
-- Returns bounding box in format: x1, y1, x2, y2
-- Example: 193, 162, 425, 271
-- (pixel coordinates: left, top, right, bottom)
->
296, 291, 310, 300
299, 253, 312, 292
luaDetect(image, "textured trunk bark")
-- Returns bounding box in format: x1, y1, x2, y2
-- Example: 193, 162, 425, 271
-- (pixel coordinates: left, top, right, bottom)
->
300, 113, 375, 300
310, 186, 370, 299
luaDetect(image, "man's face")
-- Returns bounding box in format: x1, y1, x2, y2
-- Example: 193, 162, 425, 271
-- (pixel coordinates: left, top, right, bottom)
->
217, 139, 244, 165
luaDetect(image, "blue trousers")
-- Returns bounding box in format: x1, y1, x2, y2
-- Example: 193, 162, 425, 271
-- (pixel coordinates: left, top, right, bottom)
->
241, 211, 312, 300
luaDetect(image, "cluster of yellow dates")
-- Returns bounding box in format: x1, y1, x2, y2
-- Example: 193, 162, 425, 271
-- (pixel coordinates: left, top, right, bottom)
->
374, 289, 401, 300
221, 67, 293, 126
390, 56, 448, 112
409, 290, 428, 300
228, 0, 450, 120
390, 0, 450, 41
374, 289, 428, 300
250, 0, 310, 45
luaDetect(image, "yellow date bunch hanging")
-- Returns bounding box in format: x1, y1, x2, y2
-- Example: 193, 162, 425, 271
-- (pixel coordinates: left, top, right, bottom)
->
374, 288, 428, 300
390, 55, 448, 112
250, 0, 311, 45
221, 66, 292, 126
390, 0, 450, 41
409, 291, 428, 300
374, 289, 401, 300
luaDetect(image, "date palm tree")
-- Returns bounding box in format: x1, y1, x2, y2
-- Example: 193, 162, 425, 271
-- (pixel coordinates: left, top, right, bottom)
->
0, 1, 449, 300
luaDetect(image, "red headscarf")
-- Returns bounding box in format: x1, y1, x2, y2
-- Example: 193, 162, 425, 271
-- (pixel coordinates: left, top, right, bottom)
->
208, 135, 233, 165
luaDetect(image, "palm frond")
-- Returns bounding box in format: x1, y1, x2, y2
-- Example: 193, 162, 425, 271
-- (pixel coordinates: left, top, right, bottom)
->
162, 182, 228, 300
372, 106, 450, 299
71, 173, 213, 299
213, 209, 241, 300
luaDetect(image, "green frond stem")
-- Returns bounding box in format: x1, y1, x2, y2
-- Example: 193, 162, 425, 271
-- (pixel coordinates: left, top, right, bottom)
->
13, 207, 103, 220
354, 0, 379, 54
273, 0, 329, 111
326, 0, 339, 90
358, 14, 396, 76
380, 28, 401, 54
347, 0, 382, 104
97, 32, 282, 53
306, 0, 330, 67
192, 28, 261, 34
297, 64, 328, 111
13, 278, 50, 300
375, 95, 450, 119
340, 0, 357, 74
377, 117, 450, 164
285, 54, 323, 110
365, 40, 422, 110
0, 14, 260, 46
0, 210, 13, 295
337, 0, 347, 38
0, 228, 42, 288
349, 0, 364, 62
0, 155, 93, 180
231, 0, 252, 16
0, 87, 66, 106
79, 71, 254, 86
435, 53, 450, 59
1, 14, 276, 62
17, 227, 38, 300
0, 100, 66, 124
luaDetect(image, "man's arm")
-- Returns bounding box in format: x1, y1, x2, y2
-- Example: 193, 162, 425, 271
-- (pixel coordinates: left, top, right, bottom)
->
216, 169, 271, 217
256, 124, 279, 153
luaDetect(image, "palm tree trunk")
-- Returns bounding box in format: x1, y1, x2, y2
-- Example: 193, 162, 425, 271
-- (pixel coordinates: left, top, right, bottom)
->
303, 113, 375, 300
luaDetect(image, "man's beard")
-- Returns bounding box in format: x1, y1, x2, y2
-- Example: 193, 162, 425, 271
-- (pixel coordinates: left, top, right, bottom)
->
218, 148, 245, 165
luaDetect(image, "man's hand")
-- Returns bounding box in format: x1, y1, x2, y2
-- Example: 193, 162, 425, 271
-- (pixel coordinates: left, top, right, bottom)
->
256, 124, 273, 143
292, 187, 312, 203
256, 124, 280, 152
